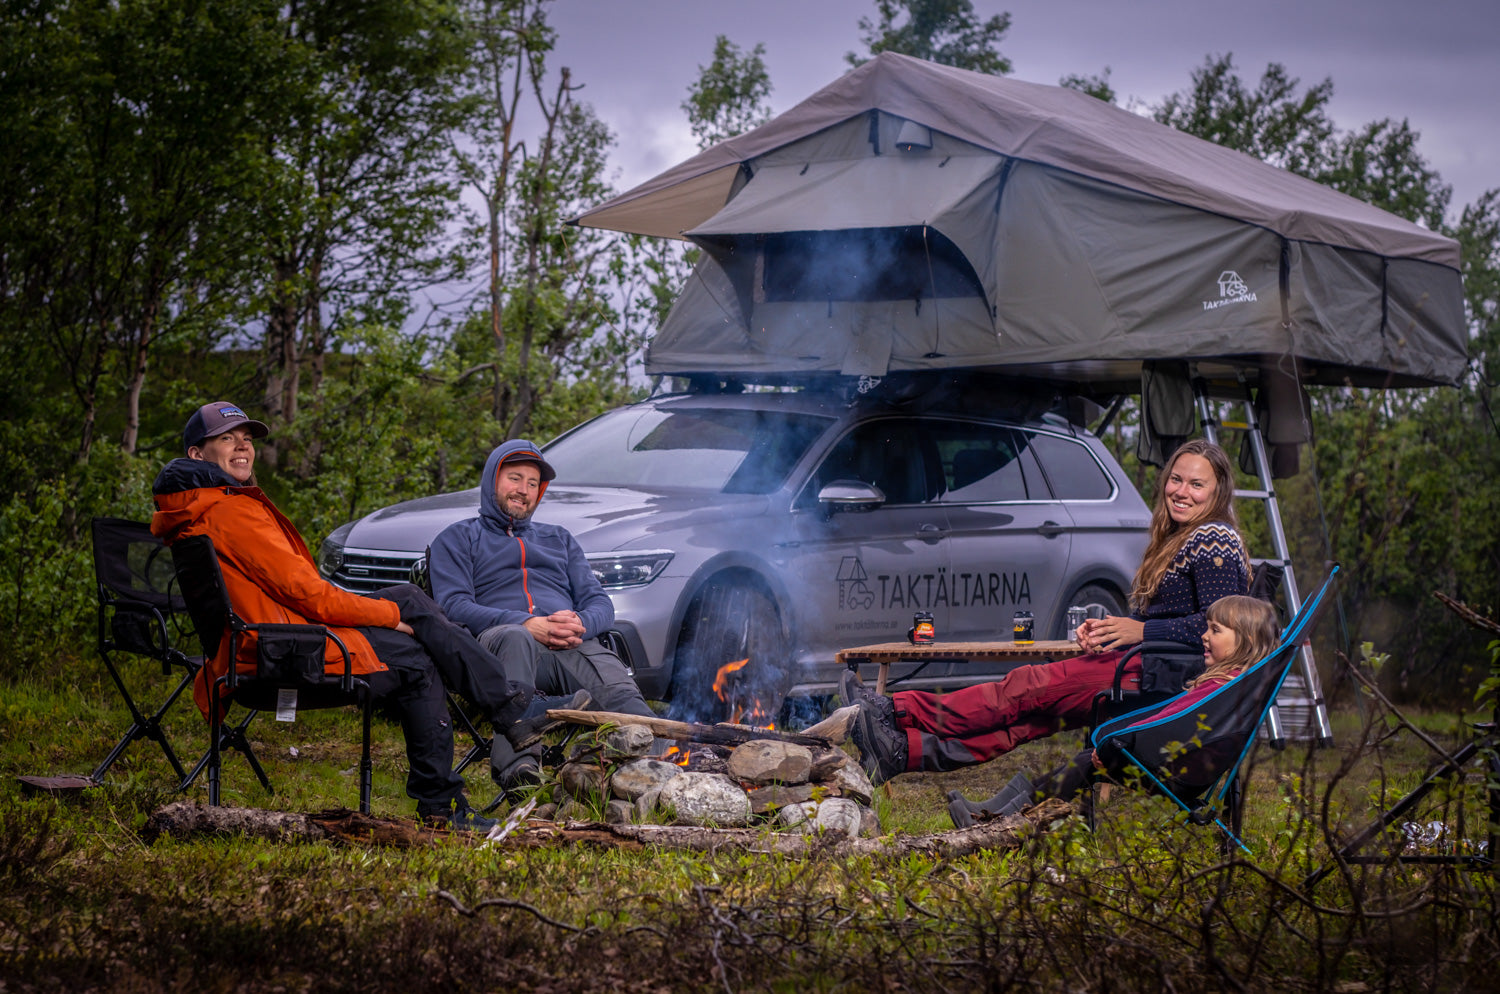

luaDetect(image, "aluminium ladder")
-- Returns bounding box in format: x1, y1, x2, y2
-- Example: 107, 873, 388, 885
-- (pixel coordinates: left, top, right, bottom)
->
1192, 371, 1335, 747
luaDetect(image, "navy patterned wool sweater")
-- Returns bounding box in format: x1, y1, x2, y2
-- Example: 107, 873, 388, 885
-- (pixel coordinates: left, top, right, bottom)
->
1130, 521, 1250, 647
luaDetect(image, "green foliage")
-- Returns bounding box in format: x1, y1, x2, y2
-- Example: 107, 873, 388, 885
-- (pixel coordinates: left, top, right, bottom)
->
1154, 54, 1335, 174
0, 444, 157, 672
1058, 67, 1116, 104
682, 34, 774, 151
847, 0, 1013, 75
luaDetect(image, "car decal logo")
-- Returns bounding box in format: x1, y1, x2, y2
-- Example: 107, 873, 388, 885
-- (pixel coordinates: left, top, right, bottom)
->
836, 556, 876, 611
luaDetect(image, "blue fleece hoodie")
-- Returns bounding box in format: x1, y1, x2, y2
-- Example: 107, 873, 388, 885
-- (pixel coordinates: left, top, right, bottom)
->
429, 439, 615, 640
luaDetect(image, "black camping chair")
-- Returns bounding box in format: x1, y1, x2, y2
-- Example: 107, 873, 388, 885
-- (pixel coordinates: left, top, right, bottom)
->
1086, 565, 1340, 852
20, 518, 207, 793
86, 517, 203, 784
170, 534, 374, 813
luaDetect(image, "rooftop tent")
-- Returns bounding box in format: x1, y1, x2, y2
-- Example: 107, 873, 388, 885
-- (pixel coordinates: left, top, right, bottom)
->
574, 53, 1467, 390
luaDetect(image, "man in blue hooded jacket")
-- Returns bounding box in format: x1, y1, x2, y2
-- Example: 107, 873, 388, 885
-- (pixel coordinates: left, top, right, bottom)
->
430, 439, 656, 786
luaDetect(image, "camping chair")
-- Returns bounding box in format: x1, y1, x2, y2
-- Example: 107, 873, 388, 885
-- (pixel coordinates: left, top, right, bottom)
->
87, 517, 202, 784
1086, 565, 1340, 852
169, 534, 375, 813
1087, 562, 1288, 734
21, 518, 205, 794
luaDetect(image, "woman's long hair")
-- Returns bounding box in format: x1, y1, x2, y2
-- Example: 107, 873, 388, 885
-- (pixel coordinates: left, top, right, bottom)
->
1129, 439, 1244, 609
1190, 594, 1280, 687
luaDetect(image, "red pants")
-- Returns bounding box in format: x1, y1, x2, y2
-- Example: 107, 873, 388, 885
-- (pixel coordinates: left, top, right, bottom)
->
891, 649, 1141, 772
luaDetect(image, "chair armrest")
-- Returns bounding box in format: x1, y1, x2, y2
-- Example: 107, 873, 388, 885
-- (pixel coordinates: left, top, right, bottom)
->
245, 622, 356, 694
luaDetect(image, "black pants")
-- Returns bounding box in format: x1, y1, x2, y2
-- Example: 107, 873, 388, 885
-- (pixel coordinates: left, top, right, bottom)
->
361, 585, 531, 812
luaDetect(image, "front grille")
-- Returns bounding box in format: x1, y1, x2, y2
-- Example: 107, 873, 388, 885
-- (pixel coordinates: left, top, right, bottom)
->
331, 549, 421, 593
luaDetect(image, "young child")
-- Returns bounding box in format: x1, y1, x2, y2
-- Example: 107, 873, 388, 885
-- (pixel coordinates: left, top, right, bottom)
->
948, 595, 1281, 827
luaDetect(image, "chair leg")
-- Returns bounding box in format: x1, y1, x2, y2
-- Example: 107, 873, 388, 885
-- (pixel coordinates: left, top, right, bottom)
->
208, 685, 223, 807
359, 690, 373, 815
449, 694, 492, 775
182, 708, 272, 795
93, 657, 194, 783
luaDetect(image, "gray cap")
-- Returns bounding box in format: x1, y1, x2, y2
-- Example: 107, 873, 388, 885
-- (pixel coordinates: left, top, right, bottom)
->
183, 402, 269, 452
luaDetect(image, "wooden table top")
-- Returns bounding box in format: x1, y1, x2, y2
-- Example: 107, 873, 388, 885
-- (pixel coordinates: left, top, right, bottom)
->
835, 639, 1079, 664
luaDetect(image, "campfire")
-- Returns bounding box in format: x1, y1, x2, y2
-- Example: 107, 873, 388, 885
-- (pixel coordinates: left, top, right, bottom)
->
712, 656, 777, 727
538, 698, 874, 837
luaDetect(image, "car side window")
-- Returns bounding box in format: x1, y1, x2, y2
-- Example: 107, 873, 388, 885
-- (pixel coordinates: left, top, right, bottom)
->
931, 422, 1044, 502
800, 419, 940, 508
1027, 432, 1115, 500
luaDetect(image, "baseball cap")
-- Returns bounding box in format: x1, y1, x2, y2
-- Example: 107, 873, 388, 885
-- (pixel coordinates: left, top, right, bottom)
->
499, 441, 557, 482
183, 402, 270, 452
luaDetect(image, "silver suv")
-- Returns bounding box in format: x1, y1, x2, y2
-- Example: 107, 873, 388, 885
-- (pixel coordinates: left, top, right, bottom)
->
319, 384, 1150, 722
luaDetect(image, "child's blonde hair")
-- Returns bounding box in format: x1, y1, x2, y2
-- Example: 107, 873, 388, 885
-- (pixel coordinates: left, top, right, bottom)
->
1191, 595, 1280, 687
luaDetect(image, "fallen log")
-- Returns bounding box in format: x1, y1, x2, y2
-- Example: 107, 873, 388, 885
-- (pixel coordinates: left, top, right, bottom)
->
142, 802, 476, 847
546, 709, 835, 749
141, 797, 1075, 859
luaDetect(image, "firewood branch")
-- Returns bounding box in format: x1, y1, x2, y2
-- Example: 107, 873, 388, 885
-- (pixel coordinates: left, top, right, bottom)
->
545, 708, 836, 749
1433, 591, 1500, 636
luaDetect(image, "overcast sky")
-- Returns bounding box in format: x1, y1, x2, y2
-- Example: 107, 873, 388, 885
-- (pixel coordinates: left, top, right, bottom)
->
549, 0, 1497, 216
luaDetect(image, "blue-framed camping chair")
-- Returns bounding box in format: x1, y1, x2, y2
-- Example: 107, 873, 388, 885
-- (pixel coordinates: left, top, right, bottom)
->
1087, 565, 1340, 853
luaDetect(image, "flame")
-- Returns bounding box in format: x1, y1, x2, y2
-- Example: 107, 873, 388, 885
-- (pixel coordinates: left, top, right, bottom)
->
712, 657, 750, 699
712, 657, 779, 727
662, 744, 690, 768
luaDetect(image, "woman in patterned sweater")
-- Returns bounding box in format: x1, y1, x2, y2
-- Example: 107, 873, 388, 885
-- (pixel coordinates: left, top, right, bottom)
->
843, 439, 1251, 781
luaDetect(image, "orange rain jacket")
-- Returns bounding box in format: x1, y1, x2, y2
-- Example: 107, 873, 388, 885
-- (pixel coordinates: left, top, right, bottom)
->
151, 458, 396, 719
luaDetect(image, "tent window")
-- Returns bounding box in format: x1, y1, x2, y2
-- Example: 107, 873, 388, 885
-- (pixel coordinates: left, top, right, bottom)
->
758, 226, 984, 303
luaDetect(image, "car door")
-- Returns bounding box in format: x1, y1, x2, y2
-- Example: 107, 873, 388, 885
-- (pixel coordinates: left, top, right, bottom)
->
779, 417, 952, 663
936, 421, 1076, 642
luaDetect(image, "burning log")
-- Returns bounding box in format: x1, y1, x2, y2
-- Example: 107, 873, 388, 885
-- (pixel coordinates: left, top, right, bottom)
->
544, 708, 836, 749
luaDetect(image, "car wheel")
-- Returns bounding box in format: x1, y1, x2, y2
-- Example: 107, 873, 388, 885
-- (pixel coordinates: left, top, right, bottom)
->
668, 579, 789, 726
1053, 583, 1127, 640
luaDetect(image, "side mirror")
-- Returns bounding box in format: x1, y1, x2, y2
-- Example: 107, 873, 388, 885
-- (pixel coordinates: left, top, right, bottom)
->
817, 479, 886, 514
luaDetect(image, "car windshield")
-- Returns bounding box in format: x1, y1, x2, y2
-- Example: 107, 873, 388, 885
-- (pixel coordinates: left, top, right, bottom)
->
544, 405, 836, 493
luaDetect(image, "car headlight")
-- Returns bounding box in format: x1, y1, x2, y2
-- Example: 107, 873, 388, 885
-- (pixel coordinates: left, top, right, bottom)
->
317, 537, 345, 578
586, 550, 674, 589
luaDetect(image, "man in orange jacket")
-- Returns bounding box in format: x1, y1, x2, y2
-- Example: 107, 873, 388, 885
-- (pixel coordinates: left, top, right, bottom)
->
151, 402, 565, 829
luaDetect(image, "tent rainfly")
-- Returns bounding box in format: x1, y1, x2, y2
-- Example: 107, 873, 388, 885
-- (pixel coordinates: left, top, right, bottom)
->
573, 53, 1467, 391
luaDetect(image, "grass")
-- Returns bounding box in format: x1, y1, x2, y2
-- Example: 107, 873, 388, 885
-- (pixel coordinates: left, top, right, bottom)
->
2, 655, 1497, 992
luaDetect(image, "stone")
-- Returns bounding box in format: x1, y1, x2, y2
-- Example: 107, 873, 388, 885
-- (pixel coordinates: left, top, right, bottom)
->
555, 798, 588, 823
610, 759, 683, 801
725, 740, 813, 785
809, 747, 849, 781
777, 801, 819, 831
813, 797, 863, 837
830, 760, 875, 805
605, 799, 634, 824
858, 803, 881, 838
559, 760, 609, 801
602, 724, 655, 759
531, 802, 558, 822
658, 772, 751, 827
746, 783, 815, 815
634, 787, 661, 822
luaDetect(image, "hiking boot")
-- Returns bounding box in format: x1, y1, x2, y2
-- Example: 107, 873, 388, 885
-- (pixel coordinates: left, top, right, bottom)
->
848, 689, 907, 785
503, 689, 592, 750
946, 773, 1035, 827
421, 796, 498, 833
490, 753, 542, 792
839, 668, 880, 710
